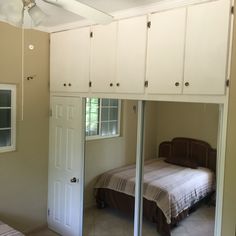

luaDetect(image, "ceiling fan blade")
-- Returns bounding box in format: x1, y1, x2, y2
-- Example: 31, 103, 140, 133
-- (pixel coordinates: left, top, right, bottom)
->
0, 0, 24, 27
42, 0, 113, 24
28, 5, 47, 26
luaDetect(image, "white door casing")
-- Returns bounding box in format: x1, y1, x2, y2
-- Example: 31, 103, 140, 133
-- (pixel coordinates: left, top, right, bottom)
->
48, 96, 84, 236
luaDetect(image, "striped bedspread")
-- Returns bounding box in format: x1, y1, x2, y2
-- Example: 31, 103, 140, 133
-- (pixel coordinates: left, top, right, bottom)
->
0, 222, 24, 236
94, 159, 215, 224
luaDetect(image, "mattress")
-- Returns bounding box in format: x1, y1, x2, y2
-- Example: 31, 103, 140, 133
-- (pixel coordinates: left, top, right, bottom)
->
0, 221, 24, 236
94, 158, 215, 223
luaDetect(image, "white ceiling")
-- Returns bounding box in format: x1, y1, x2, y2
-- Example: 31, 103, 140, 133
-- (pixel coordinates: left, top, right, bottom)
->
37, 0, 162, 27
1, 0, 210, 32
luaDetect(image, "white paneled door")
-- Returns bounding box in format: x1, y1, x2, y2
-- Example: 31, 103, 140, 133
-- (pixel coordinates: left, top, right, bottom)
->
48, 96, 84, 236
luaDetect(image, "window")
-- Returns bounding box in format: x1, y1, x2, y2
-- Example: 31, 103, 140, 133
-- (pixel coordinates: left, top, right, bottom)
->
86, 98, 121, 139
0, 85, 16, 153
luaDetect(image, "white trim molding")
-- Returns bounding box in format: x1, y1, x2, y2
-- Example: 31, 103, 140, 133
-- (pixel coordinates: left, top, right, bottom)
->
0, 84, 16, 153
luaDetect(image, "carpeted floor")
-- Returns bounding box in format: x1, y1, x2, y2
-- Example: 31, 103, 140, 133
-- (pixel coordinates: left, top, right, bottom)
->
84, 204, 215, 236
28, 204, 215, 236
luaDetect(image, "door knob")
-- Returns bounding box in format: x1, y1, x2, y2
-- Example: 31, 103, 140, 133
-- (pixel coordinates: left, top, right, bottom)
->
70, 177, 78, 183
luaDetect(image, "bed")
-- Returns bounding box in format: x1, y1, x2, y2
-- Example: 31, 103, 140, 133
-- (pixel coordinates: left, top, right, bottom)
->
94, 137, 216, 236
0, 221, 24, 236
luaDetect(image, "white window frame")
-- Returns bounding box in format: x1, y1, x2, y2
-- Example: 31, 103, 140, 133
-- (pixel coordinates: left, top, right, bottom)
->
86, 99, 121, 141
0, 84, 16, 153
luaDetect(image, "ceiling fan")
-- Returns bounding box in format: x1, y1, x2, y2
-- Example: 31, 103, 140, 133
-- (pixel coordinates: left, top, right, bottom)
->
0, 0, 113, 28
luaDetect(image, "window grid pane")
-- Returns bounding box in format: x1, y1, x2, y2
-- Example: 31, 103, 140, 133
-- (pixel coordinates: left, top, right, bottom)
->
0, 90, 11, 107
86, 98, 100, 136
86, 98, 120, 138
0, 129, 11, 147
0, 109, 11, 128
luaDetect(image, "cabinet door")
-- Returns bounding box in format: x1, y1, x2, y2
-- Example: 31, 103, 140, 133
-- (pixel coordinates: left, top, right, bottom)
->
146, 8, 186, 94
50, 27, 90, 93
184, 0, 231, 95
116, 16, 147, 94
90, 22, 117, 93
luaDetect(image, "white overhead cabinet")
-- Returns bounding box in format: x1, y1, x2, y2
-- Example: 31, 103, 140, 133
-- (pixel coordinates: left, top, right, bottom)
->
90, 16, 147, 94
50, 0, 231, 97
50, 27, 90, 93
146, 8, 186, 94
90, 22, 117, 93
116, 16, 147, 94
146, 0, 231, 95
184, 0, 231, 95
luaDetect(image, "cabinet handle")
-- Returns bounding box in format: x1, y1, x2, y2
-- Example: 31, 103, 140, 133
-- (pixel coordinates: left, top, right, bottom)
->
116, 83, 120, 87
63, 83, 67, 87
68, 83, 72, 87
175, 82, 180, 87
110, 83, 113, 87
185, 82, 190, 87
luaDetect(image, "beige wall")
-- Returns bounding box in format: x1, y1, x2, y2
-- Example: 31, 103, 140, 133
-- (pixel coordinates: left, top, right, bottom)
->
84, 100, 138, 207
221, 11, 236, 236
0, 23, 49, 233
144, 101, 158, 159
155, 102, 219, 152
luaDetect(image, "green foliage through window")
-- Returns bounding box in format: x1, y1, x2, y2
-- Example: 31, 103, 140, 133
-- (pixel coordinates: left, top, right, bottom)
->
86, 98, 120, 138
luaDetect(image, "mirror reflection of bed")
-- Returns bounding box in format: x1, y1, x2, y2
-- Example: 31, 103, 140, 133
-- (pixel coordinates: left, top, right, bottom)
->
83, 100, 218, 236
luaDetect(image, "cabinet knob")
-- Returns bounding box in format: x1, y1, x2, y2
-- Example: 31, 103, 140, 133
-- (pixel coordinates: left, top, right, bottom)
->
68, 83, 72, 87
63, 83, 67, 87
175, 82, 180, 87
110, 83, 113, 87
116, 83, 120, 87
185, 82, 190, 87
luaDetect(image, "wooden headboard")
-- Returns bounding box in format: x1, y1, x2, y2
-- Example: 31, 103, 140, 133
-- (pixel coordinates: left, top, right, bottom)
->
158, 137, 217, 172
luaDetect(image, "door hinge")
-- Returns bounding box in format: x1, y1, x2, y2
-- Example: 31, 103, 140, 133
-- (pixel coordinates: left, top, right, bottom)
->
89, 81, 92, 87
49, 109, 52, 117
147, 21, 151, 28
144, 81, 149, 88
90, 31, 93, 38
48, 209, 50, 216
226, 79, 230, 87
231, 6, 234, 14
